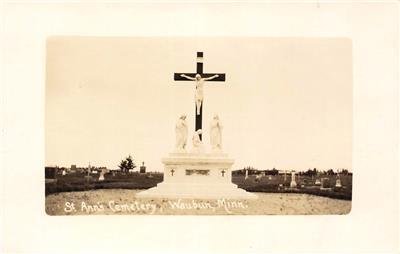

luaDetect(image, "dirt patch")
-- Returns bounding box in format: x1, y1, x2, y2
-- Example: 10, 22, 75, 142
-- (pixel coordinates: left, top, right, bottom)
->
45, 189, 351, 215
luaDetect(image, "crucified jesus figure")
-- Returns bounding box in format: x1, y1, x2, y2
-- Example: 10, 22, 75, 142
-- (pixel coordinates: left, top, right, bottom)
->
180, 73, 219, 115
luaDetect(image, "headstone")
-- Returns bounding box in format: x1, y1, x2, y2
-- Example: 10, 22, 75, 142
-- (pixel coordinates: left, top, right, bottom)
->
290, 171, 297, 188
85, 165, 91, 182
335, 174, 342, 188
245, 169, 249, 180
84, 166, 92, 182
62, 170, 66, 176
335, 179, 342, 188
315, 179, 321, 185
98, 168, 108, 181
320, 177, 330, 189
140, 162, 146, 174
98, 174, 105, 181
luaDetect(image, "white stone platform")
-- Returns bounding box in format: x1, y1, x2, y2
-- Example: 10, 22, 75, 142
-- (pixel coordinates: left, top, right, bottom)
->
136, 153, 257, 199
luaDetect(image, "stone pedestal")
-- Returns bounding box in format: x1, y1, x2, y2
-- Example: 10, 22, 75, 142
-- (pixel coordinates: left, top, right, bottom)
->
136, 153, 257, 199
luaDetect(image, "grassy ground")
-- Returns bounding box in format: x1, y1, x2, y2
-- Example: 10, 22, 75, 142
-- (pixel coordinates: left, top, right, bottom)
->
233, 174, 352, 200
45, 172, 163, 196
45, 172, 352, 200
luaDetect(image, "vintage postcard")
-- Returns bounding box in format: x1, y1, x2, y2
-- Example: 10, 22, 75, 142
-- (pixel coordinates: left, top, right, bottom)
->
45, 37, 352, 215
3, 2, 399, 253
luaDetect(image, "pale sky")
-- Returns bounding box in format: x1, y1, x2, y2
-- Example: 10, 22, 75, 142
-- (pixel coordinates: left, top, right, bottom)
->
46, 37, 352, 171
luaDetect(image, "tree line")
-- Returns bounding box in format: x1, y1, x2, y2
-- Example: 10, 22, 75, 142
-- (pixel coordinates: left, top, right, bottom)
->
233, 167, 351, 176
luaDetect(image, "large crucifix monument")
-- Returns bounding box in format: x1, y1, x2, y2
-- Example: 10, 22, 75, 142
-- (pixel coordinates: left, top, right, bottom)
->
136, 52, 256, 199
174, 52, 226, 140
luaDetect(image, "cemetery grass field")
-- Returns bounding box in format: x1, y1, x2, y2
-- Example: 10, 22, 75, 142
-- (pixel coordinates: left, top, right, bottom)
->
45, 172, 352, 200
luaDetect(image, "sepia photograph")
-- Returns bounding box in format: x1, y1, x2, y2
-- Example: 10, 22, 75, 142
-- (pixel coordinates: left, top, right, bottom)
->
2, 2, 398, 253
45, 37, 352, 215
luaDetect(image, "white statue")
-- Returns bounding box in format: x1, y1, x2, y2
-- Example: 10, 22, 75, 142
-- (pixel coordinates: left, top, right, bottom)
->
191, 129, 204, 153
175, 114, 188, 152
180, 73, 219, 115
210, 114, 223, 152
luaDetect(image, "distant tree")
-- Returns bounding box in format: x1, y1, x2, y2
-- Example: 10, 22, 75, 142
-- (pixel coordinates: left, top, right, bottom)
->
266, 168, 279, 175
303, 168, 318, 177
326, 169, 335, 175
119, 155, 136, 173
119, 160, 127, 172
126, 155, 135, 172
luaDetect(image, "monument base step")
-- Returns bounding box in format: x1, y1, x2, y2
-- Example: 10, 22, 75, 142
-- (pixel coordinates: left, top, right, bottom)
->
136, 182, 258, 199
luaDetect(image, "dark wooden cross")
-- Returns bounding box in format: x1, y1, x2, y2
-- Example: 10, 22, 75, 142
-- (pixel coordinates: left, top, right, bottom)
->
170, 169, 175, 176
221, 169, 226, 177
174, 52, 226, 140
